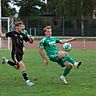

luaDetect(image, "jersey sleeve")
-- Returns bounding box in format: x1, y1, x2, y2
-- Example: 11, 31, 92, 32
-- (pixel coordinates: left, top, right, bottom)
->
25, 30, 30, 37
6, 32, 13, 37
21, 30, 30, 37
21, 33, 30, 42
39, 37, 46, 49
39, 40, 44, 49
55, 37, 60, 43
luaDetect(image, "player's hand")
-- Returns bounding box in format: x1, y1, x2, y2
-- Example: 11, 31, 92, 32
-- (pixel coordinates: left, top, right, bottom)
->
0, 32, 5, 37
43, 59, 48, 65
29, 36, 34, 44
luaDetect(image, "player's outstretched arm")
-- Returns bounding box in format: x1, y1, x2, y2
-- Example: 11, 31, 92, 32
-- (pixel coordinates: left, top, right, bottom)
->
59, 37, 76, 44
0, 32, 6, 37
39, 48, 48, 65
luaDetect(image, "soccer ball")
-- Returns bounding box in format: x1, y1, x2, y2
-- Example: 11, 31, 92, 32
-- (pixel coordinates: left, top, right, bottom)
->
62, 43, 72, 52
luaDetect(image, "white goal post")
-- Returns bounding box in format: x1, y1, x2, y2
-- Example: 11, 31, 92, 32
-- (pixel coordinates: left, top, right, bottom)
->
0, 17, 14, 50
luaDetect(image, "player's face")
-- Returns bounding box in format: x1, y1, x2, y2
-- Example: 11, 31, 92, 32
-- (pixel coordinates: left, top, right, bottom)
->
21, 24, 25, 30
16, 24, 23, 32
45, 29, 52, 37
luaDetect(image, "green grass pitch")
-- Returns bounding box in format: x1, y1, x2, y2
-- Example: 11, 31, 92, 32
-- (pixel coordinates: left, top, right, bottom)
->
0, 49, 96, 96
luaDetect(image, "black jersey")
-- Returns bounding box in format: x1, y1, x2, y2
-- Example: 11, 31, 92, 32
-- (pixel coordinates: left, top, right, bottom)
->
6, 31, 30, 54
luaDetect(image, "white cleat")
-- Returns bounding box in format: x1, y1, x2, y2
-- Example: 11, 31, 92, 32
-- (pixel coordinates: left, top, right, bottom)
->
77, 62, 81, 68
60, 75, 68, 85
2, 57, 8, 64
26, 80, 35, 86
74, 62, 81, 68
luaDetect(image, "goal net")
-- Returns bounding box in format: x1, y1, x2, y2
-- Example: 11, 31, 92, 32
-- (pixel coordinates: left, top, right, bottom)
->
0, 17, 14, 50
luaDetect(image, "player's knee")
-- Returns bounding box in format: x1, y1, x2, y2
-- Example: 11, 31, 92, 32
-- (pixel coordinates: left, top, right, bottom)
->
14, 64, 20, 70
69, 64, 73, 68
65, 62, 73, 68
18, 63, 25, 71
20, 64, 25, 69
58, 51, 67, 58
64, 51, 67, 56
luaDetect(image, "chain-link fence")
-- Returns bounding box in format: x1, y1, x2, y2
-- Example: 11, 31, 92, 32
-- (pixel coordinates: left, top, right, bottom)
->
21, 16, 96, 36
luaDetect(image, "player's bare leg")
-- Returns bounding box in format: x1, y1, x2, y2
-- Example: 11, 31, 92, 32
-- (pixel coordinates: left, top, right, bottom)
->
58, 51, 81, 68
60, 62, 73, 84
58, 51, 67, 59
1, 57, 34, 86
18, 61, 35, 86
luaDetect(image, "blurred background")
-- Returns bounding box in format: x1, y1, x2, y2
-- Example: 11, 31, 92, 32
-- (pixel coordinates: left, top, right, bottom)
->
1, 0, 96, 36
0, 0, 96, 49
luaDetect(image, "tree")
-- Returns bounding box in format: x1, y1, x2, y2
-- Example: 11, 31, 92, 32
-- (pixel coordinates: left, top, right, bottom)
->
2, 0, 16, 17
47, 0, 96, 18
14, 0, 45, 17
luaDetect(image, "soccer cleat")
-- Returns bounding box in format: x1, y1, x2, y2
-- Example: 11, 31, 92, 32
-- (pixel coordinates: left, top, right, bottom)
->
26, 80, 35, 86
74, 62, 82, 68
2, 57, 8, 64
77, 62, 81, 69
60, 75, 68, 85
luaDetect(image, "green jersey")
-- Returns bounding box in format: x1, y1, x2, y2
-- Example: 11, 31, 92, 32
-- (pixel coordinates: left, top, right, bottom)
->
21, 29, 30, 47
39, 36, 60, 57
21, 29, 30, 38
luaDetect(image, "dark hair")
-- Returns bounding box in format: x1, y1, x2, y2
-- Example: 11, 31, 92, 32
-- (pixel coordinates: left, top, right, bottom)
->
43, 26, 51, 32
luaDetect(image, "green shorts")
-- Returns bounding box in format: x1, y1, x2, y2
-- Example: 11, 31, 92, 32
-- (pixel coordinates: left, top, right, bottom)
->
49, 54, 66, 67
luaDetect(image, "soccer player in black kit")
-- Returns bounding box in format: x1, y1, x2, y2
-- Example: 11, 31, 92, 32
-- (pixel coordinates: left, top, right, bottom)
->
0, 21, 34, 86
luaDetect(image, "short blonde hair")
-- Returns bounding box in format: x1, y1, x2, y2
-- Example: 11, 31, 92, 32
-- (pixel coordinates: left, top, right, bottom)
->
15, 21, 24, 27
43, 26, 51, 32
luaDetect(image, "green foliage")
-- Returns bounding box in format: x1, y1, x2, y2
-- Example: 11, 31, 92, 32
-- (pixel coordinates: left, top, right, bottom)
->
2, 0, 96, 18
1, 0, 16, 17
14, 0, 45, 17
47, 0, 96, 17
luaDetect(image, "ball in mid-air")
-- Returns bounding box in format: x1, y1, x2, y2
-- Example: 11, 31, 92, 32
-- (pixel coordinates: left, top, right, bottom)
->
62, 43, 72, 52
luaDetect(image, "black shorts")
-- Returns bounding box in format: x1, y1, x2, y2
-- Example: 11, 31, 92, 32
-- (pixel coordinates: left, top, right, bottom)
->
11, 52, 23, 63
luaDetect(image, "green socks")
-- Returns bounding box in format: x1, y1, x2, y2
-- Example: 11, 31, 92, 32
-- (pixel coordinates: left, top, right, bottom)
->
62, 55, 75, 76
62, 55, 75, 65
63, 67, 72, 76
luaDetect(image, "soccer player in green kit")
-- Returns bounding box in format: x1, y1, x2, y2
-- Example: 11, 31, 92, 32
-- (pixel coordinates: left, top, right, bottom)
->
21, 24, 30, 38
21, 24, 34, 52
21, 24, 30, 52
39, 26, 81, 84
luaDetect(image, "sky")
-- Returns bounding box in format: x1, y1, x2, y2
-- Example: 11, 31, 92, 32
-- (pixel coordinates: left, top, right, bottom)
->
9, 0, 47, 13
8, 2, 20, 12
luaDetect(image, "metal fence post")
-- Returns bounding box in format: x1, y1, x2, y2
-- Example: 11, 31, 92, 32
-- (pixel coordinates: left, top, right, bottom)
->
62, 16, 65, 36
